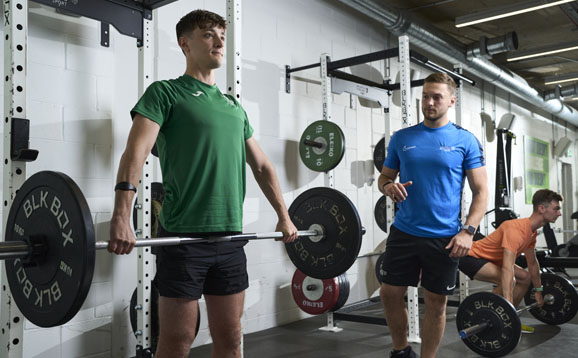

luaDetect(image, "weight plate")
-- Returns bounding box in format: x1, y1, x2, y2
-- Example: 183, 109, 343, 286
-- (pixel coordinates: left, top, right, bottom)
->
456, 292, 521, 358
332, 273, 350, 312
5, 171, 95, 327
524, 273, 578, 325
129, 283, 201, 351
374, 195, 388, 233
299, 121, 345, 172
291, 269, 339, 315
373, 137, 386, 172
132, 182, 165, 237
286, 187, 363, 279
375, 252, 386, 284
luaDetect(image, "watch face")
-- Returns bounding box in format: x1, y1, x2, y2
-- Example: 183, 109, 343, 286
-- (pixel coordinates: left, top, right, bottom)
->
466, 225, 476, 234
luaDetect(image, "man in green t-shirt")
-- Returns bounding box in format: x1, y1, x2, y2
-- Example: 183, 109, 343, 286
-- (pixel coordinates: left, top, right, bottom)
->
109, 9, 298, 358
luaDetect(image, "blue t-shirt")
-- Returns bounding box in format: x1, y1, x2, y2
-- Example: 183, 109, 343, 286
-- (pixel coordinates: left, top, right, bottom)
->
384, 122, 485, 237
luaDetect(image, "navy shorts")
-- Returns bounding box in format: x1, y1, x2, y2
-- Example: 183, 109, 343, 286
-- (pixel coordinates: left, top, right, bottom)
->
379, 225, 459, 295
458, 255, 491, 280
153, 226, 249, 300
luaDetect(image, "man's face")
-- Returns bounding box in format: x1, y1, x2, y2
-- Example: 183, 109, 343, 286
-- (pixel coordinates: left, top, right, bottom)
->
180, 25, 225, 69
421, 82, 456, 122
541, 200, 562, 223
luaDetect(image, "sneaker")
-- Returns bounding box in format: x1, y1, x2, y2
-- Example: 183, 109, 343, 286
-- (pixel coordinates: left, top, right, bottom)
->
521, 324, 535, 334
390, 345, 418, 357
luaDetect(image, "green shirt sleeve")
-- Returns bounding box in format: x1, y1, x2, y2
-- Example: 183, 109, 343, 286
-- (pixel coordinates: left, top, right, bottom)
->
227, 94, 253, 140
130, 81, 173, 126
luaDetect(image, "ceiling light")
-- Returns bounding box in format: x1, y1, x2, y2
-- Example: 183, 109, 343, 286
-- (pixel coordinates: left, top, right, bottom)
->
455, 0, 575, 28
507, 41, 578, 62
544, 72, 578, 85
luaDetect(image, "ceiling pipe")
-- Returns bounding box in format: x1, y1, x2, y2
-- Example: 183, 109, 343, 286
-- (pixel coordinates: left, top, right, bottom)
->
336, 0, 578, 127
544, 84, 578, 100
466, 32, 519, 60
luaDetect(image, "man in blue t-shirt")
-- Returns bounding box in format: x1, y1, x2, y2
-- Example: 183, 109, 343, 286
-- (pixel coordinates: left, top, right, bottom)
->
377, 73, 488, 358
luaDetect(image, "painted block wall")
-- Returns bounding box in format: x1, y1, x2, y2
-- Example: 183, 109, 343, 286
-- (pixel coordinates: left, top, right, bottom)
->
0, 1, 575, 356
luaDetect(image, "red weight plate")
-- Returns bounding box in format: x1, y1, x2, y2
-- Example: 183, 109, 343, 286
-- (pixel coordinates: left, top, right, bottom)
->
291, 269, 339, 315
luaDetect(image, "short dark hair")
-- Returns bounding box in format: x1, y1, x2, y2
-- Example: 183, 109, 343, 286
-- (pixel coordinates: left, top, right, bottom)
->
176, 10, 226, 41
532, 189, 563, 211
424, 72, 456, 96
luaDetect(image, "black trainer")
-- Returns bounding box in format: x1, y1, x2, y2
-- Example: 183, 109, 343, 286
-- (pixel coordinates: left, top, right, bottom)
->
389, 345, 418, 358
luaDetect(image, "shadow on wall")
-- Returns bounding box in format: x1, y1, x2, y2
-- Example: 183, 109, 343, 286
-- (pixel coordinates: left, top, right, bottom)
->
28, 9, 98, 42
242, 60, 320, 195
28, 119, 112, 181
59, 321, 112, 358
363, 254, 381, 298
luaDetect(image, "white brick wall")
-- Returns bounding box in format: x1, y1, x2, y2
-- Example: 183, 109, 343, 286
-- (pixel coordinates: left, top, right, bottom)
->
1, 1, 576, 357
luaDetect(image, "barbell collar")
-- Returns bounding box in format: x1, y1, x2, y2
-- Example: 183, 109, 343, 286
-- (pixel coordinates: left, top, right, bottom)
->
94, 229, 321, 250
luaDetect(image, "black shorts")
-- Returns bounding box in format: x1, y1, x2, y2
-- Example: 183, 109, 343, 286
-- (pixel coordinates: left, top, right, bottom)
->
458, 255, 491, 280
153, 226, 249, 300
379, 225, 459, 295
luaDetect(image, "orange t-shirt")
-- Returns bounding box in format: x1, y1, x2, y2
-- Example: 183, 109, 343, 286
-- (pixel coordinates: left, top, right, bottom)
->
468, 218, 537, 267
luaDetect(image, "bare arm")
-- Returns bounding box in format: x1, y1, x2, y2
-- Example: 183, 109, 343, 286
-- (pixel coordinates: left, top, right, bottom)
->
109, 114, 160, 254
463, 166, 489, 230
501, 248, 517, 304
245, 137, 297, 242
446, 166, 489, 257
523, 247, 544, 307
377, 167, 399, 195
378, 166, 413, 202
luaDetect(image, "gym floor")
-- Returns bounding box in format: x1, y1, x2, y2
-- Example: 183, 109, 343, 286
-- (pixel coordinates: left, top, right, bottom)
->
188, 270, 578, 357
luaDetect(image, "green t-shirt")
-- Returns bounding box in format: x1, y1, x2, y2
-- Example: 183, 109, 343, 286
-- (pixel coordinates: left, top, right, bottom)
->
131, 74, 254, 233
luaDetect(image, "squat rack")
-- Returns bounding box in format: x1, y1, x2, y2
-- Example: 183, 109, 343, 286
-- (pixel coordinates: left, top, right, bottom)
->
286, 36, 475, 342
1, 1, 243, 357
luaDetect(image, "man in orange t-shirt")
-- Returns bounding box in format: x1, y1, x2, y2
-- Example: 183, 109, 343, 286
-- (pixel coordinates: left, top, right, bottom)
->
459, 189, 563, 311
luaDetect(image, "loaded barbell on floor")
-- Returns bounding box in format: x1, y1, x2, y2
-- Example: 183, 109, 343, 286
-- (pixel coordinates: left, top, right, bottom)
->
3, 171, 364, 328
456, 273, 578, 357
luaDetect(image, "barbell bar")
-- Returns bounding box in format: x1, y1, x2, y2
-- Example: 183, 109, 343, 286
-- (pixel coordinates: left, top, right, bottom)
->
458, 294, 554, 339
0, 229, 323, 259
4, 171, 365, 328
302, 139, 324, 149
95, 230, 323, 250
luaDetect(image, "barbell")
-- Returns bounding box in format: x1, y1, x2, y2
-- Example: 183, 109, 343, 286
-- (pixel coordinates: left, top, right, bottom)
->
3, 171, 364, 328
458, 294, 554, 339
456, 273, 578, 357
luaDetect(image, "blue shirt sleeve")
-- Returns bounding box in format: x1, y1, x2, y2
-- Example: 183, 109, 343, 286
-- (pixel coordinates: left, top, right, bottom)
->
464, 133, 485, 170
383, 132, 400, 170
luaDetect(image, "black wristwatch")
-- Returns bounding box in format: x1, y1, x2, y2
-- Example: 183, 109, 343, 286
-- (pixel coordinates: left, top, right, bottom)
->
463, 225, 476, 235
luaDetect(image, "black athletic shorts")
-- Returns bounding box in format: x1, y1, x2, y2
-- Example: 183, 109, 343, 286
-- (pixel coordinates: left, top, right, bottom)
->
153, 225, 249, 300
379, 225, 459, 295
458, 255, 491, 280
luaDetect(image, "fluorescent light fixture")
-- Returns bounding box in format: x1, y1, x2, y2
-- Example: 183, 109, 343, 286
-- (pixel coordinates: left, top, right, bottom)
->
456, 0, 575, 28
544, 72, 578, 85
507, 41, 578, 62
